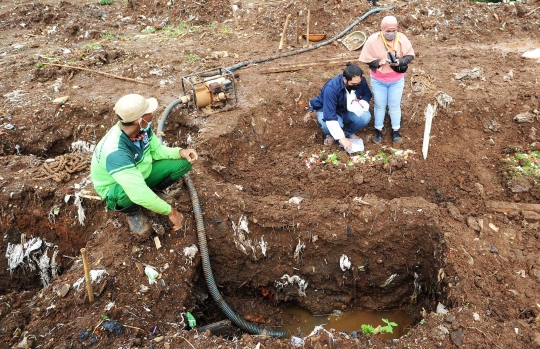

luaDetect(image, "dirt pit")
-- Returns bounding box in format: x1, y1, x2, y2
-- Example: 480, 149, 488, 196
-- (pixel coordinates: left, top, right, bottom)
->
1, 0, 540, 348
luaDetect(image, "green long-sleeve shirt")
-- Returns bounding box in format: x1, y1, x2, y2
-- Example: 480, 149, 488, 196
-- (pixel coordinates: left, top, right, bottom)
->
90, 123, 181, 215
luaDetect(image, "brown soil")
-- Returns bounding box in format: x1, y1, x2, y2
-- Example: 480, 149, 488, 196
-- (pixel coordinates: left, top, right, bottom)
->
1, 0, 540, 347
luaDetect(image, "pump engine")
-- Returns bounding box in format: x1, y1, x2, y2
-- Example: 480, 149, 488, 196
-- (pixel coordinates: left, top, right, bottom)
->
178, 67, 237, 115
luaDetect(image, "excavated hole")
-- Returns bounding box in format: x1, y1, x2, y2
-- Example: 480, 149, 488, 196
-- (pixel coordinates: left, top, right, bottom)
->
192, 205, 447, 338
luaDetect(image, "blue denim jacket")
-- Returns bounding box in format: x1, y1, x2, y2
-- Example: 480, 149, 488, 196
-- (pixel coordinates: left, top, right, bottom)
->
309, 74, 372, 122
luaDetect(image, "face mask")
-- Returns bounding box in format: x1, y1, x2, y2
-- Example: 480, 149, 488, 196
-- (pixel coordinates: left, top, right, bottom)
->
346, 84, 358, 92
139, 119, 152, 132
384, 32, 396, 41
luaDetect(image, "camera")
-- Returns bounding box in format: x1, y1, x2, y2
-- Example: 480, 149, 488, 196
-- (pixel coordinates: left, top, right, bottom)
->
387, 52, 398, 64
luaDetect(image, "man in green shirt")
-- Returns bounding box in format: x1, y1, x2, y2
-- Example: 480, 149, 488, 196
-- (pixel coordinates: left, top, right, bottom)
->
91, 94, 198, 241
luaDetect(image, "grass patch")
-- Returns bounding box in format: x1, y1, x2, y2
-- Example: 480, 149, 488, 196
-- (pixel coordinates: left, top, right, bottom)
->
187, 53, 200, 63
100, 31, 115, 40
300, 147, 416, 170
163, 21, 196, 38
82, 43, 102, 50
501, 150, 540, 179
99, 0, 112, 4
141, 26, 156, 34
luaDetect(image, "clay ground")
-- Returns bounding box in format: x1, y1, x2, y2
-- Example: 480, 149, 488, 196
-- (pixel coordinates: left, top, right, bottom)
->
1, 0, 540, 347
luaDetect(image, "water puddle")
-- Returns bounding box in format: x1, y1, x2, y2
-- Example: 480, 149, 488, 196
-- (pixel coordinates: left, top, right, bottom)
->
278, 306, 415, 340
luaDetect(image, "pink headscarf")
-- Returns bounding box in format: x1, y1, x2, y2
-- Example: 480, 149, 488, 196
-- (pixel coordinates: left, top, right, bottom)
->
359, 16, 414, 74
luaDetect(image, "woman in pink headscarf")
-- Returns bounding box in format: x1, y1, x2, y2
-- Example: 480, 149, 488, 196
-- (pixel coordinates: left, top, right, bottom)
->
359, 15, 415, 143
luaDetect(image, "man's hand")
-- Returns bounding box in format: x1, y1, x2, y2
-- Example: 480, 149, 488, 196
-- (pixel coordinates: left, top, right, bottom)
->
168, 208, 184, 231
180, 149, 198, 163
340, 137, 352, 151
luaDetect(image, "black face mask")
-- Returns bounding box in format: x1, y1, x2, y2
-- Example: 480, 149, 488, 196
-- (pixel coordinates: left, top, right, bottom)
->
346, 84, 358, 92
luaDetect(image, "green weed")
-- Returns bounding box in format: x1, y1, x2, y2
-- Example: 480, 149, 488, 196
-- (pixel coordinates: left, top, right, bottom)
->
163, 21, 195, 38
82, 43, 101, 50
361, 318, 398, 335
501, 150, 540, 179
187, 53, 200, 63
100, 31, 115, 40
141, 26, 156, 34
99, 0, 112, 4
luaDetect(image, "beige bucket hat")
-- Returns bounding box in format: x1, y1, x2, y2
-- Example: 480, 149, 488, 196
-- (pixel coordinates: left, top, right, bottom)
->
114, 94, 158, 123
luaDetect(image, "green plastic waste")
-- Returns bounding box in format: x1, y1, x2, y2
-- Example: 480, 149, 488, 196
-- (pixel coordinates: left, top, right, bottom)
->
186, 312, 196, 328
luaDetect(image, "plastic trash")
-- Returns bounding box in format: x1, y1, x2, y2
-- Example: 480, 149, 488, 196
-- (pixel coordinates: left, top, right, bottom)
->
291, 336, 304, 346
145, 266, 159, 285
102, 319, 124, 334
186, 312, 197, 328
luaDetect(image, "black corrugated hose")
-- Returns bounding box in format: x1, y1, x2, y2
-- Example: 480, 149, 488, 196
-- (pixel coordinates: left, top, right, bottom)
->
157, 102, 286, 337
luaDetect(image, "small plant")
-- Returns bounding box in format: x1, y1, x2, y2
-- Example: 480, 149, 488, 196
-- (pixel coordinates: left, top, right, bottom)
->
141, 26, 156, 34
361, 319, 398, 335
420, 319, 426, 325
82, 43, 101, 50
100, 31, 115, 40
187, 53, 200, 63
380, 318, 398, 333
361, 324, 375, 335
99, 0, 112, 4
209, 21, 218, 28
163, 21, 195, 38
501, 150, 540, 179
36, 62, 48, 69
220, 27, 232, 34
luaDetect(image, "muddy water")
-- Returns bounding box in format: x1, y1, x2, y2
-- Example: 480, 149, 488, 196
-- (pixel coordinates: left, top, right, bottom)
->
278, 306, 415, 340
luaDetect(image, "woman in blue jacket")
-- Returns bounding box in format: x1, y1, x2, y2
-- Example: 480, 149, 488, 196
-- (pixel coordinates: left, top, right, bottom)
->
309, 63, 372, 151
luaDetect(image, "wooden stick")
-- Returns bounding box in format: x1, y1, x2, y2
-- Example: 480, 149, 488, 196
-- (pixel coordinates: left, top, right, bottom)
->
80, 248, 94, 303
279, 14, 292, 51
524, 6, 540, 17
306, 9, 311, 47
46, 63, 153, 86
295, 12, 300, 44
230, 0, 240, 30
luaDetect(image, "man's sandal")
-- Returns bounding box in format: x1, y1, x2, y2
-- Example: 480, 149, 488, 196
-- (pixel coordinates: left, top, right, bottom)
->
324, 135, 335, 146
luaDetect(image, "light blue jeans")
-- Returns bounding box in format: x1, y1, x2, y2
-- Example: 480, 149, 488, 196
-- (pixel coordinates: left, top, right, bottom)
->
370, 76, 405, 131
316, 110, 371, 138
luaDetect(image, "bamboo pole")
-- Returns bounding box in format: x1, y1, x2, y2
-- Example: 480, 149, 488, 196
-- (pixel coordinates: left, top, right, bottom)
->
306, 10, 311, 47
80, 248, 94, 303
279, 14, 292, 51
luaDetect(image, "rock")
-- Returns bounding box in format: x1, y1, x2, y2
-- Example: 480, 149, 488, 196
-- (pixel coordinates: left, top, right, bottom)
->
514, 112, 535, 123
444, 314, 456, 323
450, 328, 464, 346
531, 269, 540, 282
533, 333, 540, 348
474, 183, 485, 199
430, 327, 447, 341
447, 203, 464, 222
508, 178, 532, 193
523, 211, 540, 223
60, 284, 70, 298
353, 172, 364, 185
467, 216, 481, 232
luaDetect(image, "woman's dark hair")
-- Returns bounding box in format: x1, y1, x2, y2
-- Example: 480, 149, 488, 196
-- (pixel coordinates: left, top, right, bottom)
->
343, 62, 363, 81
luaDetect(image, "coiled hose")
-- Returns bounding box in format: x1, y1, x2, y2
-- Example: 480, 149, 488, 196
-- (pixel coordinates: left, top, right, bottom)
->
156, 7, 393, 337
158, 100, 287, 337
